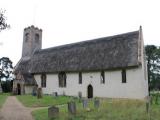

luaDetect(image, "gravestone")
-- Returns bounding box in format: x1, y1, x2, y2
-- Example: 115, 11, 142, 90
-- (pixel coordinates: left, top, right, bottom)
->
48, 106, 59, 119
78, 92, 82, 102
68, 101, 76, 114
32, 86, 37, 96
146, 96, 150, 113
78, 92, 82, 99
146, 101, 149, 113
63, 91, 65, 96
52, 92, 58, 97
94, 99, 100, 108
37, 87, 43, 99
82, 99, 88, 108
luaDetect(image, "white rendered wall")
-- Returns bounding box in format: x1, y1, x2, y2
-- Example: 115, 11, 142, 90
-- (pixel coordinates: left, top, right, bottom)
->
24, 86, 34, 94
34, 67, 148, 99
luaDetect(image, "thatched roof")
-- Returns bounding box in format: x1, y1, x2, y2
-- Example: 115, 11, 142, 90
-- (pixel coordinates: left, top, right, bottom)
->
23, 73, 37, 85
15, 29, 142, 74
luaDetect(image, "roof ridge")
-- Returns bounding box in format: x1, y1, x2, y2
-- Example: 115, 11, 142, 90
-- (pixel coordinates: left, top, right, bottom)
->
35, 30, 139, 54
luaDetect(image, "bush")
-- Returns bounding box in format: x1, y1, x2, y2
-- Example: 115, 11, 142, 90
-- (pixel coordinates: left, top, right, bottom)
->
1, 80, 12, 92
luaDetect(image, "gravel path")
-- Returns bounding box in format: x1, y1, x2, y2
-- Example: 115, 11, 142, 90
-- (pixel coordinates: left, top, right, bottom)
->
0, 96, 34, 120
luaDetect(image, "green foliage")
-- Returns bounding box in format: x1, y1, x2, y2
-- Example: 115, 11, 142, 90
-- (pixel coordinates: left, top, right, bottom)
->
32, 108, 48, 120
0, 57, 13, 81
0, 93, 8, 108
0, 57, 13, 92
150, 92, 160, 105
1, 80, 12, 92
32, 99, 160, 120
16, 95, 75, 107
145, 45, 160, 90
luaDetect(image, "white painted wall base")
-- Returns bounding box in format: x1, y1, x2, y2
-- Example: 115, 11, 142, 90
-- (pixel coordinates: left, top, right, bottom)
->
34, 66, 148, 99
24, 86, 34, 94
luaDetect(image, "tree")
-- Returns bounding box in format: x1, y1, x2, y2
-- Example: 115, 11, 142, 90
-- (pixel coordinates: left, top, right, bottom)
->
145, 45, 160, 91
0, 9, 10, 32
0, 57, 13, 81
0, 57, 13, 92
1, 80, 12, 92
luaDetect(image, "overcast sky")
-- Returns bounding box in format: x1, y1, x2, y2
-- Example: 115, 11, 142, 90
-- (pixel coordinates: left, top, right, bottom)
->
0, 0, 160, 66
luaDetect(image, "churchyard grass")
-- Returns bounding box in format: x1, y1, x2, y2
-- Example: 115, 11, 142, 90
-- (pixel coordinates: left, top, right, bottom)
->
16, 95, 76, 107
32, 98, 160, 120
0, 93, 9, 108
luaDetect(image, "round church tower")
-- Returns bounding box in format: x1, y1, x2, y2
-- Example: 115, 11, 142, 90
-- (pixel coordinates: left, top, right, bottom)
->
22, 25, 42, 57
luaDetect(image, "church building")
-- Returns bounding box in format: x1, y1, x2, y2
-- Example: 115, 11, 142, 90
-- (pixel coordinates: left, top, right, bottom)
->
13, 25, 148, 99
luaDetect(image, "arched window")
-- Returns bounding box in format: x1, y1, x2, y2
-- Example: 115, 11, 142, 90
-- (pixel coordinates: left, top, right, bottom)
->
58, 72, 66, 87
35, 33, 39, 43
25, 33, 29, 42
88, 84, 93, 98
41, 74, 46, 88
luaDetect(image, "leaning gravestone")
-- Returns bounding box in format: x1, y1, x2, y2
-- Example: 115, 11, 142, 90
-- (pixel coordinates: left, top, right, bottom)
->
48, 106, 59, 119
94, 99, 100, 108
68, 101, 76, 114
82, 99, 88, 108
37, 88, 43, 99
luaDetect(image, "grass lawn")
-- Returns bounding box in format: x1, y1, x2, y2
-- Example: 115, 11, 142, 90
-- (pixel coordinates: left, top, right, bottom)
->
0, 93, 9, 108
16, 95, 76, 107
32, 99, 160, 120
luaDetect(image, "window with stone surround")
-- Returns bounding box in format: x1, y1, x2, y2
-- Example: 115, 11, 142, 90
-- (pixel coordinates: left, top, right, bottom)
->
79, 72, 82, 84
58, 72, 66, 87
35, 33, 39, 43
122, 69, 126, 83
41, 74, 46, 88
101, 71, 105, 84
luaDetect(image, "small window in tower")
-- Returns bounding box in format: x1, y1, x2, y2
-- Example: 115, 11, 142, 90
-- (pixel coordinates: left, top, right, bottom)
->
35, 34, 39, 43
25, 33, 29, 42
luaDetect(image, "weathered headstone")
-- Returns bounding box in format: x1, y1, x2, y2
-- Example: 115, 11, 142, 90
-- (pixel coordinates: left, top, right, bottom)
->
48, 106, 59, 119
37, 87, 43, 99
32, 86, 37, 96
146, 96, 150, 113
146, 101, 149, 113
82, 99, 88, 108
63, 91, 65, 96
94, 99, 100, 108
52, 92, 58, 97
68, 101, 76, 114
78, 92, 82, 99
